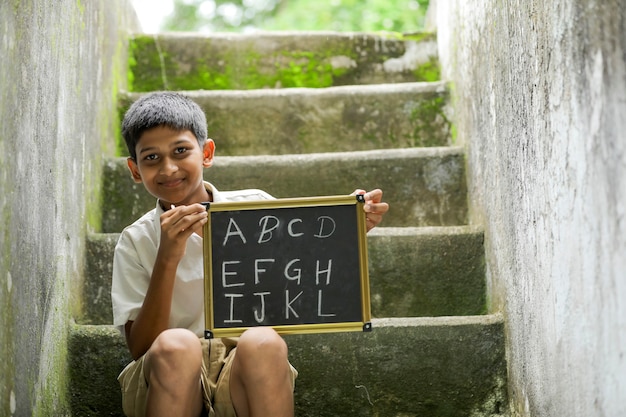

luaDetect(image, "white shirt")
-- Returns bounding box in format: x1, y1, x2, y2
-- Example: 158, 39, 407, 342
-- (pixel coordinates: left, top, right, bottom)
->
111, 182, 274, 337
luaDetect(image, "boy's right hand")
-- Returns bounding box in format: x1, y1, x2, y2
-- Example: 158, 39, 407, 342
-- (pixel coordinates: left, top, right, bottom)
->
158, 203, 208, 261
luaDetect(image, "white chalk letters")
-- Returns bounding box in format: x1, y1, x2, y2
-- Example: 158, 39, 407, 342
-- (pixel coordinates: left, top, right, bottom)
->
220, 214, 338, 325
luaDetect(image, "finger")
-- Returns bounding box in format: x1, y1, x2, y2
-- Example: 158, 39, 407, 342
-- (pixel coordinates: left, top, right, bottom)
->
364, 214, 383, 231
178, 210, 208, 231
365, 201, 389, 214
171, 203, 207, 215
190, 217, 209, 234
365, 212, 383, 224
162, 205, 207, 233
351, 189, 366, 197
363, 188, 383, 203
166, 203, 207, 221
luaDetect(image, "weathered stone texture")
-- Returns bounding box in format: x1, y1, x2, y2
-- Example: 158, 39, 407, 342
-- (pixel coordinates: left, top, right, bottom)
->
438, 0, 626, 416
70, 316, 507, 417
128, 32, 439, 91
119, 82, 452, 156
0, 1, 138, 415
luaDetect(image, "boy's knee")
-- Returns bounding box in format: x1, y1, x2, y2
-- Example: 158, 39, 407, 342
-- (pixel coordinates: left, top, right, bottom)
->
237, 327, 288, 362
148, 329, 202, 372
231, 328, 294, 394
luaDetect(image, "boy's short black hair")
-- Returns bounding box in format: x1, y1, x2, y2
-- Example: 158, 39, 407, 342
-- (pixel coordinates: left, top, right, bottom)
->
122, 92, 208, 160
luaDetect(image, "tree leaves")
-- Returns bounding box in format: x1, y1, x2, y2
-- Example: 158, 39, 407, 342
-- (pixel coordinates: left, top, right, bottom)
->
161, 0, 430, 33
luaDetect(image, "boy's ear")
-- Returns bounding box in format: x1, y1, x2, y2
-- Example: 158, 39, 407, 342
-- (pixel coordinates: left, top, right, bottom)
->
203, 139, 216, 168
127, 158, 143, 183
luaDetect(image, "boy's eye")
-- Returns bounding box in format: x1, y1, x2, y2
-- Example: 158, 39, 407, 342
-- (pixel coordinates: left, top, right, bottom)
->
144, 154, 158, 161
174, 147, 188, 155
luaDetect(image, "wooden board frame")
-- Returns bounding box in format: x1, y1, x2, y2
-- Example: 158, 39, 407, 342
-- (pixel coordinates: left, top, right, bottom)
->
203, 194, 371, 338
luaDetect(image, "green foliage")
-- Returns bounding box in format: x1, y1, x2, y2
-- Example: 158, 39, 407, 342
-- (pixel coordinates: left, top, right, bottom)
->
265, 0, 429, 32
161, 0, 430, 33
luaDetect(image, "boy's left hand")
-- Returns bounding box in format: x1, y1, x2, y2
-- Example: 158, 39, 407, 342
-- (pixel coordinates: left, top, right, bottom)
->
352, 188, 389, 232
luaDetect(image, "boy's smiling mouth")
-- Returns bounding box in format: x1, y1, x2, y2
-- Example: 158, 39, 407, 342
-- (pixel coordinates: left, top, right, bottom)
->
160, 178, 185, 188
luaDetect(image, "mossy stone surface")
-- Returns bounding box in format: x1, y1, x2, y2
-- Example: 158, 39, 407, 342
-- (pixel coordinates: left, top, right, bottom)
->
79, 233, 121, 325
68, 325, 130, 417
368, 226, 486, 318
289, 316, 507, 417
69, 317, 507, 417
128, 32, 439, 91
118, 82, 451, 158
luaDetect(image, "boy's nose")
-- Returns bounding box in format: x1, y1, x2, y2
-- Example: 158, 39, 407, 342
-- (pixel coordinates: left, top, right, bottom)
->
159, 158, 179, 175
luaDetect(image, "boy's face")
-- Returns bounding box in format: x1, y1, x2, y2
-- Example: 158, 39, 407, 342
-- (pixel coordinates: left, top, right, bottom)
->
127, 125, 215, 207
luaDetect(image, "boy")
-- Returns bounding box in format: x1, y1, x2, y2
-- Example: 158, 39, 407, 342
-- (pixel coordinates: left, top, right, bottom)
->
111, 91, 389, 417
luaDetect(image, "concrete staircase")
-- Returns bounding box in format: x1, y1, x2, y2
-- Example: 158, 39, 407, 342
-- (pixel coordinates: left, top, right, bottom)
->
69, 32, 507, 416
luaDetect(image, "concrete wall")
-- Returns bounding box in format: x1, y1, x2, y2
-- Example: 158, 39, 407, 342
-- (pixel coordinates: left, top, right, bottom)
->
437, 1, 626, 416
0, 1, 138, 415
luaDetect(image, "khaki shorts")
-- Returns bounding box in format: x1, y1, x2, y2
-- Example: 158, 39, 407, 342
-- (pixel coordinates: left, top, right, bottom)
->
118, 337, 297, 417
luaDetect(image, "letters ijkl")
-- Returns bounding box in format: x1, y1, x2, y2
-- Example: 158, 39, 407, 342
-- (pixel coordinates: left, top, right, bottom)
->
220, 213, 341, 325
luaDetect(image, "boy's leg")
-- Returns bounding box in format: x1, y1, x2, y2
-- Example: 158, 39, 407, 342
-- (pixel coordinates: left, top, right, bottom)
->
143, 328, 205, 417
229, 327, 295, 417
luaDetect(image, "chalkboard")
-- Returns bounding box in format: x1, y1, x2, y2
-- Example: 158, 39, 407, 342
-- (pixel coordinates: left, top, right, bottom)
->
203, 194, 371, 338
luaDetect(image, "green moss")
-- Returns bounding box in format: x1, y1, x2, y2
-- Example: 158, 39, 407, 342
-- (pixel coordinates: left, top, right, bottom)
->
374, 30, 405, 40
1, 215, 14, 417
116, 96, 133, 157
450, 122, 458, 145
32, 328, 70, 417
126, 42, 136, 92
168, 60, 233, 91
187, 49, 349, 90
414, 58, 441, 82
85, 167, 104, 233
14, 0, 31, 18
69, 325, 130, 416
401, 31, 437, 42
446, 81, 459, 145
128, 36, 363, 91
407, 95, 452, 147
110, 37, 129, 159
127, 33, 444, 91
275, 51, 346, 88
31, 277, 71, 417
111, 90, 125, 159
128, 36, 169, 91
88, 33, 133, 228
374, 31, 437, 44
197, 66, 232, 90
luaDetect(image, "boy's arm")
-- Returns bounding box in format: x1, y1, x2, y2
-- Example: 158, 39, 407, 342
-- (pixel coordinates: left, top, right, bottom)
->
353, 188, 389, 231
124, 203, 208, 360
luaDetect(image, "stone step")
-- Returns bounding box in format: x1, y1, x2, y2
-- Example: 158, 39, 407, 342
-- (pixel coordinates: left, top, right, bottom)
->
101, 146, 468, 233
119, 82, 451, 157
128, 32, 439, 92
79, 226, 486, 325
69, 315, 507, 417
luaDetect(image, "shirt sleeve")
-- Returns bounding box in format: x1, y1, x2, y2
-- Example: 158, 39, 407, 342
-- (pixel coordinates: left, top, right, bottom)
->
111, 230, 151, 335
